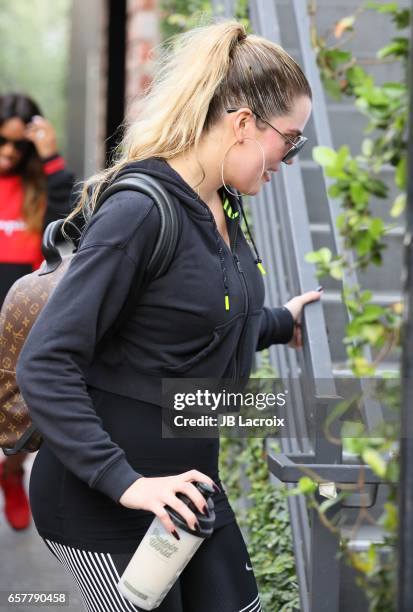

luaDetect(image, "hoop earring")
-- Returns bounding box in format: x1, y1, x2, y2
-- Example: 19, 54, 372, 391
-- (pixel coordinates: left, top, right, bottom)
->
221, 138, 266, 198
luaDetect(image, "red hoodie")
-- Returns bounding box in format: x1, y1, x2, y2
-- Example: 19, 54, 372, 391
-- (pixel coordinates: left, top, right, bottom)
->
0, 155, 74, 304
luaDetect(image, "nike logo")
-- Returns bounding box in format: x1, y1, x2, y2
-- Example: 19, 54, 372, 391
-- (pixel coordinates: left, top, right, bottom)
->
245, 562, 253, 571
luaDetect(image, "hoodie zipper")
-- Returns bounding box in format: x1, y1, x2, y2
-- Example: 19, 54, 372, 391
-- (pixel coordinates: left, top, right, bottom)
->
196, 197, 250, 381
213, 213, 249, 381
232, 252, 249, 380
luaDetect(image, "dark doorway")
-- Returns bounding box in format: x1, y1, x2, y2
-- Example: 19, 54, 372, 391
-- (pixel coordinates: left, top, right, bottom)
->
105, 0, 127, 165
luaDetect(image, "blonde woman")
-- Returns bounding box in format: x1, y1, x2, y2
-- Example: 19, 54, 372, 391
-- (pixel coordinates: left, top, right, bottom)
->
17, 20, 321, 612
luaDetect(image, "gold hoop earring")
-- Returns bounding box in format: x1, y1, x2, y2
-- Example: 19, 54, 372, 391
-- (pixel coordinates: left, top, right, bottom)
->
221, 138, 266, 198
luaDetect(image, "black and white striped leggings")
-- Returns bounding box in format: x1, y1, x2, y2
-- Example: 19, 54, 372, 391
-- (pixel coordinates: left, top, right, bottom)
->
43, 520, 262, 612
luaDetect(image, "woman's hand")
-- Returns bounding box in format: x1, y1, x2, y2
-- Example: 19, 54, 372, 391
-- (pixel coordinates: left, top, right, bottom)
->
119, 469, 218, 536
284, 287, 324, 348
25, 115, 58, 159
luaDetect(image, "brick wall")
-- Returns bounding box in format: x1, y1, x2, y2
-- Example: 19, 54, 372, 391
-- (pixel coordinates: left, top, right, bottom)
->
125, 0, 161, 121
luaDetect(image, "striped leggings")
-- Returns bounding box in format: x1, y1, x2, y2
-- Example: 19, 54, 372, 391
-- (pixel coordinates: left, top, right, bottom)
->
43, 520, 262, 612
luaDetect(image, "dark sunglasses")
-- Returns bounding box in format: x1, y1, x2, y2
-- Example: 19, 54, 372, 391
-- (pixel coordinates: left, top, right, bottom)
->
226, 108, 308, 163
0, 134, 31, 153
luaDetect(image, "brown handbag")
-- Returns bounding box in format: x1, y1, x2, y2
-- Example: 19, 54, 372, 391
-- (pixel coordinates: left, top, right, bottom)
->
0, 221, 77, 454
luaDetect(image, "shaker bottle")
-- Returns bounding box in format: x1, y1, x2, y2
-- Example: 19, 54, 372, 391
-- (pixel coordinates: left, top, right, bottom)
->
117, 481, 216, 610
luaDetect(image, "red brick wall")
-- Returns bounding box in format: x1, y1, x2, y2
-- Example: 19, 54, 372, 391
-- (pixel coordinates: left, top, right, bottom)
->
126, 0, 161, 120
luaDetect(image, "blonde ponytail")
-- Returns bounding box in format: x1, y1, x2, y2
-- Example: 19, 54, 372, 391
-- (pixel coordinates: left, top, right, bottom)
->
65, 18, 311, 228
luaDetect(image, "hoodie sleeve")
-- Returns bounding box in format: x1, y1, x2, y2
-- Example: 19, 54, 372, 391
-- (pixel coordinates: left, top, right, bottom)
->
256, 306, 295, 350
16, 190, 160, 503
42, 154, 76, 229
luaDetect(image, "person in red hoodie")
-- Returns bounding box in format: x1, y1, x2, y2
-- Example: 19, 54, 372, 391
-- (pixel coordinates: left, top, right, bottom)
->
0, 92, 75, 530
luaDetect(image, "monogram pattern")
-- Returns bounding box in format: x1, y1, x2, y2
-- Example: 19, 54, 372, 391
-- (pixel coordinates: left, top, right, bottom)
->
0, 256, 72, 452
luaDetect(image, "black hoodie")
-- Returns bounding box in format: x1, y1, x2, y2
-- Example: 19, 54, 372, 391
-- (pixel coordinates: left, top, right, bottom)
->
16, 157, 294, 506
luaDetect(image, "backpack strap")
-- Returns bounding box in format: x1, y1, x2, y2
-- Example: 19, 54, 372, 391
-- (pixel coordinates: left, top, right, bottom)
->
91, 171, 181, 347
93, 171, 180, 279
40, 219, 82, 275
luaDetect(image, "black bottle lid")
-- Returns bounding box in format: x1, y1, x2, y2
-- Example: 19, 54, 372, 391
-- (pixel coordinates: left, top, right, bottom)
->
165, 481, 216, 538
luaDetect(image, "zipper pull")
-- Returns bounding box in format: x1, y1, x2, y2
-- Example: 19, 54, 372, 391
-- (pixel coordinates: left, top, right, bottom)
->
256, 258, 266, 275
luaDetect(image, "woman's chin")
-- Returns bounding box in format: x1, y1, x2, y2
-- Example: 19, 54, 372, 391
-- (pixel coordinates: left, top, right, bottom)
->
0, 156, 18, 174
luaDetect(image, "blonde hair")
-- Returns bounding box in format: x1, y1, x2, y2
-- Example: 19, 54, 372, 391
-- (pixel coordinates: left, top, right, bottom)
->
65, 18, 311, 228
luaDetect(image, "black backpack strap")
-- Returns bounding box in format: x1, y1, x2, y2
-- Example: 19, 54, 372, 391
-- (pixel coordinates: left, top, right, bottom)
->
39, 219, 82, 275
92, 171, 181, 347
93, 171, 180, 279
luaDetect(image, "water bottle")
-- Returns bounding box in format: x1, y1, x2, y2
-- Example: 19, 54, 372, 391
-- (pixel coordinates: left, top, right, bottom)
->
117, 481, 216, 610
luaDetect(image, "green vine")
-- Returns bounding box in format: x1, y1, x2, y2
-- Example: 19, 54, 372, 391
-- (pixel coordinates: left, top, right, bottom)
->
306, 0, 407, 377
303, 2, 409, 609
219, 352, 299, 612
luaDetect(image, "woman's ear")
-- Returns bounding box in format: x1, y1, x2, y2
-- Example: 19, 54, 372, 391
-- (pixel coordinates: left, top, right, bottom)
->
232, 108, 254, 141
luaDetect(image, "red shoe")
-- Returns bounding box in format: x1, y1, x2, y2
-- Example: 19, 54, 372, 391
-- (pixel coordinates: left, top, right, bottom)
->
0, 459, 31, 530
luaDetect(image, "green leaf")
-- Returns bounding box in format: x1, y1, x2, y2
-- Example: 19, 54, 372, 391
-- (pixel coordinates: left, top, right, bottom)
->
362, 139, 374, 157
313, 146, 338, 168
380, 502, 398, 530
298, 477, 317, 494
377, 38, 408, 59
330, 262, 343, 280
336, 213, 346, 230
394, 9, 410, 29
396, 155, 407, 189
365, 2, 398, 14
336, 145, 350, 169
361, 323, 384, 344
361, 290, 373, 304
390, 193, 406, 217
353, 357, 375, 376
369, 217, 384, 239
358, 304, 385, 322
324, 77, 343, 100
341, 421, 366, 438
305, 247, 332, 265
381, 82, 406, 98
346, 65, 367, 87
356, 232, 373, 256
362, 448, 387, 477
366, 178, 388, 198
350, 182, 368, 206
328, 184, 342, 199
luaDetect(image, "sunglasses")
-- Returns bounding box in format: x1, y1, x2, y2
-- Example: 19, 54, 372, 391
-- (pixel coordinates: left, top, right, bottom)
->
226, 108, 308, 163
0, 134, 31, 153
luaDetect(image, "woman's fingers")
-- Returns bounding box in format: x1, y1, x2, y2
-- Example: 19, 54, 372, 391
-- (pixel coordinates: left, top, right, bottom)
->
288, 322, 302, 348
284, 289, 323, 321
163, 495, 199, 531
153, 504, 179, 535
179, 481, 209, 515
180, 469, 216, 490
299, 290, 324, 305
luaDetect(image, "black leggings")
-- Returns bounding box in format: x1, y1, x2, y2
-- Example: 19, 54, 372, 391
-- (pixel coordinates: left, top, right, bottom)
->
43, 521, 261, 612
